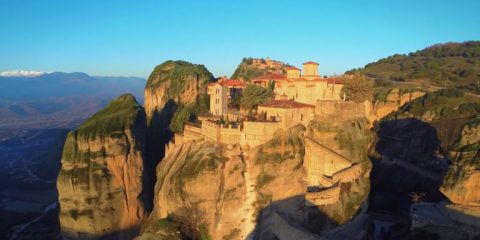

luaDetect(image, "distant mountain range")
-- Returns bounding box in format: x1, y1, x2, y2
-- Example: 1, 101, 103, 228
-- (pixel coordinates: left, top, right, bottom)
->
0, 72, 146, 129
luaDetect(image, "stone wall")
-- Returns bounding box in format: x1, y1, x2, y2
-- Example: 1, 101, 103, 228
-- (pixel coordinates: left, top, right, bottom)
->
183, 125, 204, 142
315, 100, 370, 121
305, 185, 341, 206
332, 163, 363, 183
218, 125, 242, 145
200, 120, 242, 145
184, 118, 284, 148
304, 136, 352, 186
370, 89, 425, 121
201, 120, 221, 142
243, 121, 280, 148
275, 80, 342, 105
257, 106, 314, 130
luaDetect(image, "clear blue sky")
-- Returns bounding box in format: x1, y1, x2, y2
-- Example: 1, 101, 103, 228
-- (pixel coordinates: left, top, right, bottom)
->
1, 0, 479, 78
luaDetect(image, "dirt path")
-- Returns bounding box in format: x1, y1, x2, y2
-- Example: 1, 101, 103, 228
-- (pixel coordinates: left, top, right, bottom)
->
241, 148, 257, 240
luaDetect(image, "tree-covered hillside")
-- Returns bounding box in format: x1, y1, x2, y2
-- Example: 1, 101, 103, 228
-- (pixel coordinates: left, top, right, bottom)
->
349, 41, 480, 88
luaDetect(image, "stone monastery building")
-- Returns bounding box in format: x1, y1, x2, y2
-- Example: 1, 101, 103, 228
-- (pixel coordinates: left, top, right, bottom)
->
172, 60, 372, 207
252, 61, 344, 105
181, 61, 350, 148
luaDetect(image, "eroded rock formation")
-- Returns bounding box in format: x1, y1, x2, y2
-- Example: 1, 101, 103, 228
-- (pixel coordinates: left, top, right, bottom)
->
138, 119, 372, 240
144, 60, 214, 120
139, 140, 246, 240
441, 119, 480, 206
57, 94, 147, 239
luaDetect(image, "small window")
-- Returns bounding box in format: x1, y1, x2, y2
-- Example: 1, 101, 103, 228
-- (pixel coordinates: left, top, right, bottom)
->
301, 114, 303, 121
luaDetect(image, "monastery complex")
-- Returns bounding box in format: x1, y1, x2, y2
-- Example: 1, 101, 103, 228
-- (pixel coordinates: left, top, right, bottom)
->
169, 60, 380, 206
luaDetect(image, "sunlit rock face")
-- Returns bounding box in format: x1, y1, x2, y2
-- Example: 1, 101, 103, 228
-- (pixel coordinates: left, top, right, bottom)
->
144, 60, 214, 121
441, 119, 480, 207
57, 94, 147, 239
370, 88, 425, 122
139, 122, 372, 240
142, 60, 215, 212
139, 140, 246, 240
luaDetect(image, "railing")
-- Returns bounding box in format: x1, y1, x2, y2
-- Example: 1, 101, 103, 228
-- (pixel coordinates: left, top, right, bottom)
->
185, 121, 201, 128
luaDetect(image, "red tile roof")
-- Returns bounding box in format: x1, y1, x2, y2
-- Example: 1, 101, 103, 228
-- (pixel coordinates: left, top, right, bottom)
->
289, 77, 344, 84
303, 61, 319, 65
251, 73, 286, 82
207, 82, 219, 86
286, 66, 300, 70
325, 78, 344, 84
220, 79, 247, 87
260, 100, 314, 109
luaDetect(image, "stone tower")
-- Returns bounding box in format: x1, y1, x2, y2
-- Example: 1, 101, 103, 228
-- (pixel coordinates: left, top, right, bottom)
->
286, 66, 301, 79
302, 61, 319, 79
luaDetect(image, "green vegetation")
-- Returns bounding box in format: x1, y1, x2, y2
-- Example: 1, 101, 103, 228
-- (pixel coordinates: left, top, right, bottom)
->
373, 86, 421, 103
349, 41, 480, 89
240, 84, 273, 110
253, 192, 272, 216
146, 60, 214, 94
340, 72, 373, 102
169, 104, 195, 133
255, 125, 305, 165
68, 209, 93, 220
169, 205, 211, 240
308, 118, 372, 167
256, 172, 275, 188
223, 228, 241, 240
231, 57, 277, 81
334, 118, 372, 168
178, 146, 227, 182
151, 218, 182, 239
75, 94, 144, 139
169, 94, 210, 133
396, 88, 479, 119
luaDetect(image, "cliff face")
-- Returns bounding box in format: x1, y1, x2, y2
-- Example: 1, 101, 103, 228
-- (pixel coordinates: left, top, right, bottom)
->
143, 60, 215, 212
144, 60, 214, 121
370, 88, 425, 122
441, 119, 480, 206
139, 122, 372, 240
369, 88, 480, 238
304, 119, 372, 233
57, 94, 147, 239
230, 57, 290, 81
140, 140, 246, 240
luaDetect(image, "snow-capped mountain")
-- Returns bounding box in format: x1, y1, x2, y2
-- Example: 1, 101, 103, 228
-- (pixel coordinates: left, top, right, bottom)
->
0, 70, 46, 77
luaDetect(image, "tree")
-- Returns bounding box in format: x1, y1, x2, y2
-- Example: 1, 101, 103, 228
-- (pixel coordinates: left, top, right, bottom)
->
169, 104, 194, 133
172, 205, 210, 240
341, 72, 373, 102
240, 84, 273, 110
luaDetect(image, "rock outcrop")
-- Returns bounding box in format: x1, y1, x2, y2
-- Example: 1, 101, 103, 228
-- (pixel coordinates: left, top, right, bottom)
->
143, 60, 215, 212
441, 119, 480, 206
230, 57, 291, 81
57, 94, 147, 239
369, 88, 480, 238
144, 60, 214, 120
137, 119, 372, 240
370, 88, 425, 122
139, 140, 246, 240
